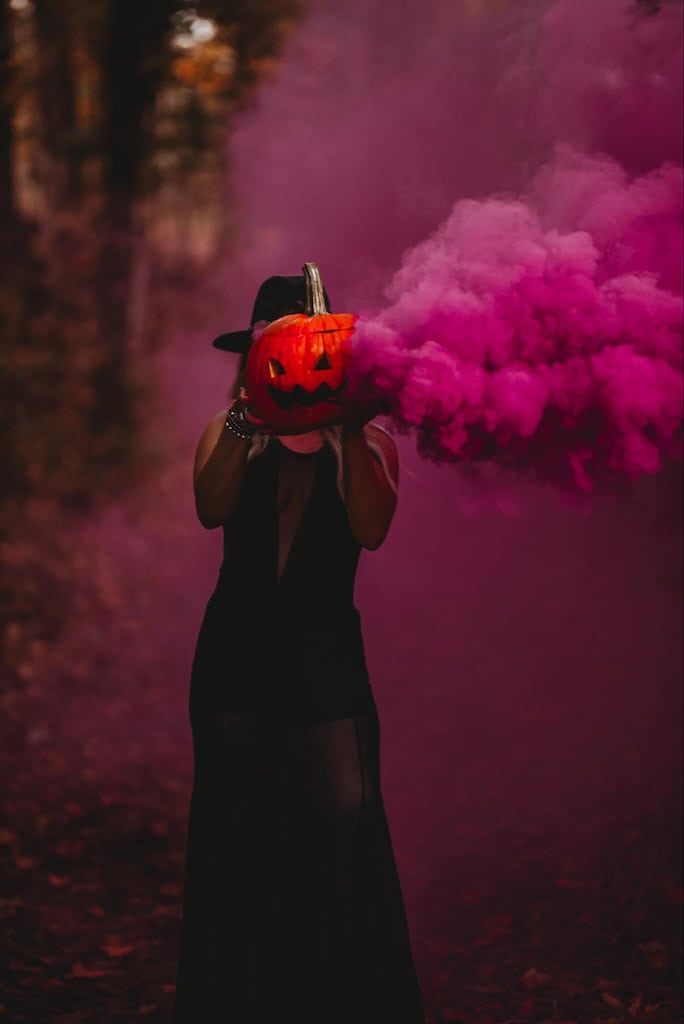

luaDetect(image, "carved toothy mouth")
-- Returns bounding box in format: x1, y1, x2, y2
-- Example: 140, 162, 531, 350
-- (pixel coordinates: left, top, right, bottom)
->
267, 379, 348, 411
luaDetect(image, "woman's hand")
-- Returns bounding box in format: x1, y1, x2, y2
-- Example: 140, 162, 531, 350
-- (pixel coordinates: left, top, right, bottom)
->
237, 385, 271, 431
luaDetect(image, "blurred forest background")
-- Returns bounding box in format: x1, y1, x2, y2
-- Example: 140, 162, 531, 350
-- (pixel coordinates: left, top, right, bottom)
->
1, 0, 302, 692
1, 1, 681, 1021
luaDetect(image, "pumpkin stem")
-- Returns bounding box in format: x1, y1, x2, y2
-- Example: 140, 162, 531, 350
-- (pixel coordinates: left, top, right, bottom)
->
303, 263, 328, 316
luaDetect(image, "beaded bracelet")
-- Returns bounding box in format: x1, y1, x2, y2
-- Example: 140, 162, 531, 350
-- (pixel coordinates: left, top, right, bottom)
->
224, 400, 257, 440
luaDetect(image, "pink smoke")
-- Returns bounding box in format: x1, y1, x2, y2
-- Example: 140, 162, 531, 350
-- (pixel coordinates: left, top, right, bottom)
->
349, 146, 683, 488
228, 0, 683, 488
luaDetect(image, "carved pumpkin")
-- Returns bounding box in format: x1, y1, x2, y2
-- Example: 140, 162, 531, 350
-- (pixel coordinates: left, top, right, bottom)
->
244, 263, 357, 434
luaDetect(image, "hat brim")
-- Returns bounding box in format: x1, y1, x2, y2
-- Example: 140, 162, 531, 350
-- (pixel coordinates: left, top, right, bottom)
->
212, 329, 253, 353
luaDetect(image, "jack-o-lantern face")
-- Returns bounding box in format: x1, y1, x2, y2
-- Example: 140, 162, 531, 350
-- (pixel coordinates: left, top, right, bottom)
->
244, 264, 357, 434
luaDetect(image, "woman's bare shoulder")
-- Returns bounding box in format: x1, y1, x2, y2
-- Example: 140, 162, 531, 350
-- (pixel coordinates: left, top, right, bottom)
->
199, 408, 230, 445
365, 421, 396, 444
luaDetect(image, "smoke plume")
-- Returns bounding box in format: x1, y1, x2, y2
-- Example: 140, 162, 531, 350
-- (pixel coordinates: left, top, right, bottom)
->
350, 146, 682, 488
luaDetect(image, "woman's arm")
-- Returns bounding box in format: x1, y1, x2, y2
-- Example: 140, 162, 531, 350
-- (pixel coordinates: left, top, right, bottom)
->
193, 409, 251, 529
341, 422, 399, 549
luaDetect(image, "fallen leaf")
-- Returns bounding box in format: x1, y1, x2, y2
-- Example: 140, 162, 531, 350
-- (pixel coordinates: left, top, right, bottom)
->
637, 940, 664, 953
627, 994, 642, 1018
601, 992, 623, 1008
474, 912, 513, 946
101, 940, 134, 958
441, 1011, 466, 1023
517, 997, 537, 1016
56, 838, 85, 856
67, 962, 113, 978
151, 904, 178, 918
159, 882, 181, 896
523, 966, 552, 989
14, 853, 38, 870
637, 940, 669, 969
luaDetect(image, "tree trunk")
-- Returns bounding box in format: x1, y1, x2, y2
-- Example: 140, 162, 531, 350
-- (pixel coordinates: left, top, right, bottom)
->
33, 0, 79, 205
0, 0, 18, 235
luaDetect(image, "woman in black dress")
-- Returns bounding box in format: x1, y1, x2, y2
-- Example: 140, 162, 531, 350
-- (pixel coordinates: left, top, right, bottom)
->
173, 273, 425, 1024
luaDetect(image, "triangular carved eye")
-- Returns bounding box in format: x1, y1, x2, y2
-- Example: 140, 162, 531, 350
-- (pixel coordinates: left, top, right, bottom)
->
314, 351, 331, 370
269, 357, 287, 377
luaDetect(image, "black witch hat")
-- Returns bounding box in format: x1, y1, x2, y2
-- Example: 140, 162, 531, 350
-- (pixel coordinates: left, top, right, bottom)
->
212, 271, 332, 353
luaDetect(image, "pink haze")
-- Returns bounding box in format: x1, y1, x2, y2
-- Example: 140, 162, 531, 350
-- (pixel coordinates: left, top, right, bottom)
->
350, 147, 682, 487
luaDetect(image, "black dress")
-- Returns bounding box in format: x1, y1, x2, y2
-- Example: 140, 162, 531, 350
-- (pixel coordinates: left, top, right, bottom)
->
173, 437, 425, 1024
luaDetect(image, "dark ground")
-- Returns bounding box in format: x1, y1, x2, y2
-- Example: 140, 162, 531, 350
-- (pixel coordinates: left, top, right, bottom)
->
1, 693, 681, 1024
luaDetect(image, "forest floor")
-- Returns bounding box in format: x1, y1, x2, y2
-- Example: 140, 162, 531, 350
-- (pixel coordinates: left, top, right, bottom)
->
1, 712, 681, 1024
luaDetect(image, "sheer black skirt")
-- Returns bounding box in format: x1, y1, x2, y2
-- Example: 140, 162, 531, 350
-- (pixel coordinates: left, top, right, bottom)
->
173, 706, 425, 1023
